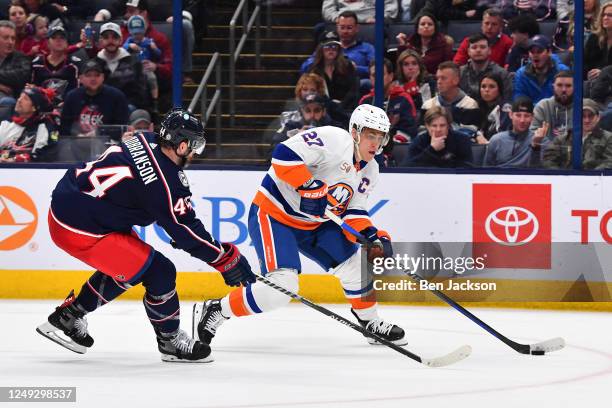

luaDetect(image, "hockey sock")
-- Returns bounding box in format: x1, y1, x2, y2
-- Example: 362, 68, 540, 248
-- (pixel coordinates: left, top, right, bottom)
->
333, 251, 379, 320
143, 289, 180, 333
75, 271, 133, 313
220, 268, 298, 317
141, 251, 180, 334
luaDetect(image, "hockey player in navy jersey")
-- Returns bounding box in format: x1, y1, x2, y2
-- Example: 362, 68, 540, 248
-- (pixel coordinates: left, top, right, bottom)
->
36, 108, 256, 362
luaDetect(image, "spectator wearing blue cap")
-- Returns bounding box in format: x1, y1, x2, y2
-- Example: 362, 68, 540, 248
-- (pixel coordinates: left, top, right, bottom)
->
124, 15, 161, 64
513, 35, 570, 104
123, 14, 160, 110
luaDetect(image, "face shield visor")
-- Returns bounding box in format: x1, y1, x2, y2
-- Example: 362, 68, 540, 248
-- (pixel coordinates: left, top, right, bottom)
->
189, 137, 206, 155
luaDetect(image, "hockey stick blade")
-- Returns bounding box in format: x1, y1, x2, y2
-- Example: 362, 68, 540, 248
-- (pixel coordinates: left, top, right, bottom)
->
410, 273, 566, 356
521, 337, 566, 355
255, 275, 471, 367
322, 210, 564, 358
422, 345, 472, 367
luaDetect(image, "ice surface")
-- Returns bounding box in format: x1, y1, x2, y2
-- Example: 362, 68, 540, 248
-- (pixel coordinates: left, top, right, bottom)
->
1, 300, 611, 408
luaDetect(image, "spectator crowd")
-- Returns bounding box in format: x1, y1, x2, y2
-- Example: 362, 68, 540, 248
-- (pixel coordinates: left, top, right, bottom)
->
275, 1, 612, 170
0, 0, 206, 163
0, 0, 610, 171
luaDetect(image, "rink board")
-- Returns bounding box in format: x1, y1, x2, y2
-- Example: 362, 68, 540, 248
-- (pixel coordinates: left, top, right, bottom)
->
1, 168, 611, 304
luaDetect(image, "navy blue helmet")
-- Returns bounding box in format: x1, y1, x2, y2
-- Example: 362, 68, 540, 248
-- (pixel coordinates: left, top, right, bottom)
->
159, 108, 206, 154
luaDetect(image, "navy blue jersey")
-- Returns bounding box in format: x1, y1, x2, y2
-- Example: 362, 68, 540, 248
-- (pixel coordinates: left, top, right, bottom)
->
51, 132, 222, 263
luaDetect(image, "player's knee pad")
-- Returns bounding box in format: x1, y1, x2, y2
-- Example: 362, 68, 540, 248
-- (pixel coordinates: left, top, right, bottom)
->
258, 268, 298, 309
141, 251, 177, 296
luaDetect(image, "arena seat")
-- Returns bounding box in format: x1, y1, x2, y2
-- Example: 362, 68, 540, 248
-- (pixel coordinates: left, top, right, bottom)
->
445, 21, 481, 46
0, 0, 10, 19
539, 20, 557, 40
91, 0, 116, 17
471, 143, 487, 167
152, 22, 173, 43
392, 143, 411, 166
387, 23, 415, 42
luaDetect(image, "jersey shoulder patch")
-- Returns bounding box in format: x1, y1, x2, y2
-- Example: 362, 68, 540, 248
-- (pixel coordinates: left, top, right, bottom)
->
178, 171, 189, 187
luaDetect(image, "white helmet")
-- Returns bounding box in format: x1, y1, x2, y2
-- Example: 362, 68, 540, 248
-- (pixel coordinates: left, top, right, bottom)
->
349, 104, 390, 154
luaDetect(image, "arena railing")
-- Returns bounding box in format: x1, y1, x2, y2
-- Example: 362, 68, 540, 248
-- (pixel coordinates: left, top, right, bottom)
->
229, 0, 268, 126
188, 52, 222, 158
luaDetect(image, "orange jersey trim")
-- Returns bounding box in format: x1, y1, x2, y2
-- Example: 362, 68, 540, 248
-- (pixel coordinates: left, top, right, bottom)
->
253, 191, 320, 231
343, 218, 374, 242
271, 163, 312, 188
257, 209, 278, 272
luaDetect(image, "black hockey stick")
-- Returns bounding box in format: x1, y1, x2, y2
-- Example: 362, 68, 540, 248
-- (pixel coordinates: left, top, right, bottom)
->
324, 209, 565, 356
255, 274, 471, 367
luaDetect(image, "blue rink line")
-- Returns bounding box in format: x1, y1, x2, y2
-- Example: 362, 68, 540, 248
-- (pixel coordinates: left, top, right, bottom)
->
1, 163, 611, 176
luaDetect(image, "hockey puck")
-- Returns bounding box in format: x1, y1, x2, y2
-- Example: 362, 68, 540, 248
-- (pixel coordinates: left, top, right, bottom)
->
531, 350, 545, 355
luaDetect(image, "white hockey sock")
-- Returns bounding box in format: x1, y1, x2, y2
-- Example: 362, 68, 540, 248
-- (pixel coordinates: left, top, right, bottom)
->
333, 251, 379, 315
220, 268, 299, 317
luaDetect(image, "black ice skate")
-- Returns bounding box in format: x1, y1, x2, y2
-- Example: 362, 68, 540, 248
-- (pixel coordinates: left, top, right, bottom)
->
156, 328, 213, 363
36, 290, 94, 354
351, 309, 408, 346
192, 299, 229, 345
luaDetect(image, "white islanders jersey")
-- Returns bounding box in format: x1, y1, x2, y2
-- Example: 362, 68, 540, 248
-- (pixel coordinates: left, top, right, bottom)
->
253, 125, 378, 232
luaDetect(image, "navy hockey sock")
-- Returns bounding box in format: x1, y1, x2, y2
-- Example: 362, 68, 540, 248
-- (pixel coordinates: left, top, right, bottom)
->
141, 251, 180, 333
75, 271, 134, 313
143, 289, 180, 333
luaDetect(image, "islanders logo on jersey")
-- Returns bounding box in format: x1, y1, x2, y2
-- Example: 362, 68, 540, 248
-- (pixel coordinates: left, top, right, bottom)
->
327, 183, 353, 216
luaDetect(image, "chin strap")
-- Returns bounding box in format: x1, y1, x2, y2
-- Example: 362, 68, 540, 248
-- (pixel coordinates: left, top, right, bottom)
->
353, 129, 362, 163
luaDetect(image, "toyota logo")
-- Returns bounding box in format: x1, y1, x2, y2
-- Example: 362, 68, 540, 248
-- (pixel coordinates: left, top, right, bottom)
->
484, 206, 539, 245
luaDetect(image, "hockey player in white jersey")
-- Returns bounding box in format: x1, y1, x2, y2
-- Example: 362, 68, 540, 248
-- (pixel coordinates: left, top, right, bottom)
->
193, 104, 407, 346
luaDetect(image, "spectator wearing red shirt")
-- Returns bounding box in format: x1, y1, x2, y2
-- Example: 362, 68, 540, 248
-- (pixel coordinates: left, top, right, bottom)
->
453, 8, 512, 67
19, 14, 48, 57
396, 12, 453, 75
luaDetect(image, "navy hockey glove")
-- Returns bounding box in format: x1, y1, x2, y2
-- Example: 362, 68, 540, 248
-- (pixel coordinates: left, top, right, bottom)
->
360, 227, 393, 262
210, 243, 256, 287
296, 179, 328, 217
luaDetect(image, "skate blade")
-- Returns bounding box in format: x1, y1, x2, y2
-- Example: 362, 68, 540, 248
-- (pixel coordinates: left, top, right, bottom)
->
367, 337, 409, 346
36, 322, 87, 355
161, 353, 214, 363
192, 303, 204, 341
